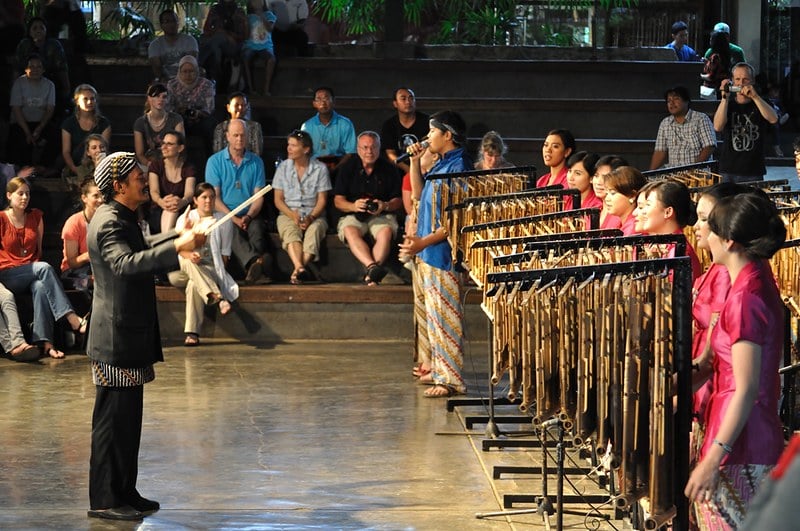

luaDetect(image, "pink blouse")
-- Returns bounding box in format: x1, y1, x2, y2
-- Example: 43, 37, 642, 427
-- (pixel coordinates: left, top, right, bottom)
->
536, 166, 568, 188
600, 213, 622, 230
691, 263, 730, 418
702, 260, 784, 465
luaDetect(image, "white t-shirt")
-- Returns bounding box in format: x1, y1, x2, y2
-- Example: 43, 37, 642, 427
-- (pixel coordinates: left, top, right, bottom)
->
9, 75, 55, 123
148, 34, 199, 79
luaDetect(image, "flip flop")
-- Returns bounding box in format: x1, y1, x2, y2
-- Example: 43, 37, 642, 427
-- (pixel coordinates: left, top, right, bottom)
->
424, 385, 456, 398
10, 344, 40, 363
184, 334, 200, 347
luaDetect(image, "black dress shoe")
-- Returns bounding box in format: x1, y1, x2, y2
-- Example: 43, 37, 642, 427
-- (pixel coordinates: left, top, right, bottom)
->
127, 495, 160, 514
87, 505, 143, 521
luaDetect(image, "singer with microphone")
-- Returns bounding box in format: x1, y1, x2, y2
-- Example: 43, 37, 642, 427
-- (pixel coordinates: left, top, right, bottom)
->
399, 111, 472, 398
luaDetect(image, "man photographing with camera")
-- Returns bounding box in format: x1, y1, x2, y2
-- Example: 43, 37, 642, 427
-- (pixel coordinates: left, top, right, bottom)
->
333, 130, 402, 285
714, 62, 778, 183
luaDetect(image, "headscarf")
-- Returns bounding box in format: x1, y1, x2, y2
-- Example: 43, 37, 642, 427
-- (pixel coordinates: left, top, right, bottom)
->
176, 55, 200, 90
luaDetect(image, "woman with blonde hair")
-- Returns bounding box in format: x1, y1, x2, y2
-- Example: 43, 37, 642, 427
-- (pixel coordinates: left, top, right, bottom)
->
475, 130, 513, 170
60, 84, 111, 175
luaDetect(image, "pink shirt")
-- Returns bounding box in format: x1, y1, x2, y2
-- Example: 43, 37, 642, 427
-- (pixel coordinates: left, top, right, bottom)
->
60, 211, 88, 273
691, 263, 730, 418
702, 260, 784, 465
536, 166, 568, 188
600, 213, 622, 230
619, 215, 638, 236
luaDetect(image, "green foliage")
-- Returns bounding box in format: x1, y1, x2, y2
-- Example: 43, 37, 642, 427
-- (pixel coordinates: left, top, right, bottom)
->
104, 5, 156, 39
314, 0, 427, 36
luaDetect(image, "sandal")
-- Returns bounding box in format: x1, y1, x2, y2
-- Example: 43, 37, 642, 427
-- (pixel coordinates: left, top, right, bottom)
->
424, 385, 456, 398
10, 343, 40, 363
412, 363, 431, 379
45, 346, 65, 359
365, 262, 387, 284
184, 333, 200, 347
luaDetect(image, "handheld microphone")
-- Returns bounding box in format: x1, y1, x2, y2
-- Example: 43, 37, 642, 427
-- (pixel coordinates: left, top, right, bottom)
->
394, 140, 430, 164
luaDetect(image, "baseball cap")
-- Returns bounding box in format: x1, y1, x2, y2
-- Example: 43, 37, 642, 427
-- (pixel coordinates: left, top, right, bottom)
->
713, 22, 730, 34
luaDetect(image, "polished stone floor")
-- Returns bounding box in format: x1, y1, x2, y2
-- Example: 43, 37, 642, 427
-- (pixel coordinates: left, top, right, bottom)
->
0, 339, 615, 530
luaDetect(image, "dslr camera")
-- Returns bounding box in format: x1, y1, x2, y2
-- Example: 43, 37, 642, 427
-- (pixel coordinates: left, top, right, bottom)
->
365, 199, 380, 213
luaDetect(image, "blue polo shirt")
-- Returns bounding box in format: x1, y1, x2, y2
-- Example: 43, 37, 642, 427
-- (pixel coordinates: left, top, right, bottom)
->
666, 42, 700, 62
417, 147, 473, 270
300, 111, 357, 157
205, 149, 266, 215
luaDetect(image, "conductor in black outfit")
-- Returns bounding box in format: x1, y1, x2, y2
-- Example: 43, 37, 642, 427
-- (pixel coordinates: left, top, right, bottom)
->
86, 152, 205, 521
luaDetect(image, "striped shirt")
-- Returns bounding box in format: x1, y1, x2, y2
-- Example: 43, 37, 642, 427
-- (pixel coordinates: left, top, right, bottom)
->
92, 360, 155, 387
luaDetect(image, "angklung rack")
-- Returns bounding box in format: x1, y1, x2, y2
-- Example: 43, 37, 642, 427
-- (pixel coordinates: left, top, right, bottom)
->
445, 186, 581, 212
642, 160, 720, 188
478, 257, 693, 531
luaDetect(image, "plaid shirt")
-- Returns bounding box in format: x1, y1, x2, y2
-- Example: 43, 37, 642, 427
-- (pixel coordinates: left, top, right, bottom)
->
654, 109, 717, 167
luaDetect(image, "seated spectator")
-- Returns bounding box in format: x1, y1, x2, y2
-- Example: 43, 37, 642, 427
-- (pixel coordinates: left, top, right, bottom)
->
15, 17, 70, 114
60, 177, 102, 293
0, 177, 89, 359
8, 54, 59, 167
242, 0, 277, 96
0, 282, 39, 362
212, 92, 263, 156
206, 119, 273, 283
273, 130, 331, 284
148, 9, 199, 82
333, 131, 402, 285
475, 131, 514, 170
536, 129, 575, 188
169, 183, 238, 346
199, 0, 248, 91
649, 86, 716, 169
167, 55, 216, 158
41, 0, 88, 54
592, 154, 628, 229
61, 84, 111, 177
564, 151, 602, 211
666, 21, 700, 62
148, 131, 197, 234
269, 0, 309, 57
301, 86, 356, 170
62, 133, 107, 200
380, 87, 430, 173
134, 83, 185, 165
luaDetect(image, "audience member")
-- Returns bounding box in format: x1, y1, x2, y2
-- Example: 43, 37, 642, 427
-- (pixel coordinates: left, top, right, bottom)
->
714, 62, 778, 183
301, 87, 356, 169
333, 131, 402, 285
15, 17, 70, 113
169, 183, 238, 346
133, 83, 185, 165
380, 87, 430, 173
702, 31, 732, 100
475, 131, 514, 170
704, 22, 745, 66
62, 133, 107, 199
86, 151, 203, 521
536, 129, 575, 188
602, 166, 646, 236
401, 110, 473, 398
273, 130, 331, 284
167, 55, 216, 158
685, 192, 785, 528
61, 177, 102, 294
148, 10, 199, 82
592, 154, 628, 229
199, 0, 248, 90
650, 86, 716, 169
269, 0, 310, 57
206, 119, 273, 283
665, 21, 700, 62
242, 0, 277, 96
148, 131, 196, 234
639, 179, 702, 279
0, 177, 88, 359
0, 282, 39, 361
564, 151, 602, 211
61, 84, 112, 176
41, 0, 88, 54
8, 54, 59, 167
212, 92, 263, 156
